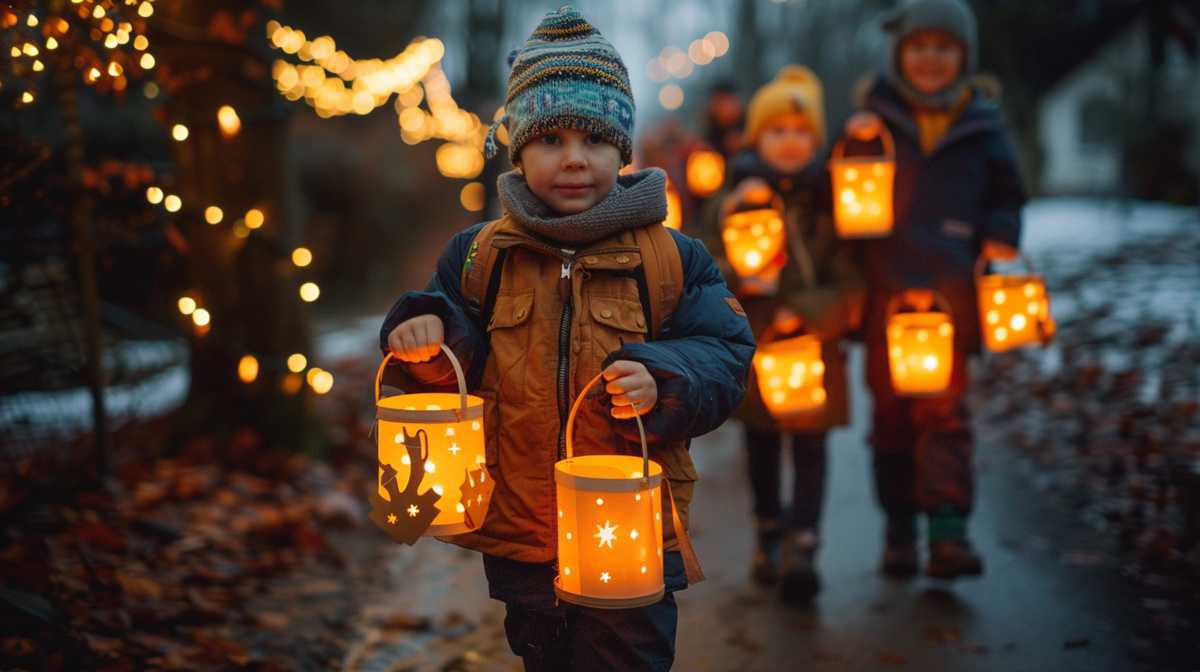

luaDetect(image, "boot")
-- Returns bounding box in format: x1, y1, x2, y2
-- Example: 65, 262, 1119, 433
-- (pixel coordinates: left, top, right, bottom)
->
751, 519, 783, 586
779, 529, 821, 604
927, 540, 984, 579
880, 514, 919, 578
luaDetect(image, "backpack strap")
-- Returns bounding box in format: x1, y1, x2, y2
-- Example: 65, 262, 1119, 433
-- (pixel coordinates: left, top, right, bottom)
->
461, 218, 509, 331
632, 223, 684, 340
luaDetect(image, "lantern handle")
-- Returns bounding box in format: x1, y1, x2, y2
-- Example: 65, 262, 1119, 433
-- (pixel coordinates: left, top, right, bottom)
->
373, 344, 469, 412
564, 372, 650, 484
885, 290, 954, 320
973, 252, 1036, 278
830, 123, 895, 162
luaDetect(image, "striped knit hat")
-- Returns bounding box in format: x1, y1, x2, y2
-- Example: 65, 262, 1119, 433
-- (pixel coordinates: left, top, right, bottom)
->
484, 6, 635, 165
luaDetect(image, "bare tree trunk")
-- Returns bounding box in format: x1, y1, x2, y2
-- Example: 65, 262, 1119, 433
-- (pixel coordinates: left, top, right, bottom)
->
56, 58, 109, 478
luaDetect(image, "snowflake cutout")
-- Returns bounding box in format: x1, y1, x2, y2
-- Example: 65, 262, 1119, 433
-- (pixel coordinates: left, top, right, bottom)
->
594, 520, 619, 549
600, 571, 612, 584
407, 504, 420, 518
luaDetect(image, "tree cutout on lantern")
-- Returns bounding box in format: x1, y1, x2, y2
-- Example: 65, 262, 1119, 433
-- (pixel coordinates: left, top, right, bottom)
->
829, 126, 895, 239
975, 255, 1056, 352
371, 345, 489, 541
458, 466, 494, 530
686, 148, 725, 197
886, 292, 955, 397
368, 428, 441, 545
722, 185, 786, 284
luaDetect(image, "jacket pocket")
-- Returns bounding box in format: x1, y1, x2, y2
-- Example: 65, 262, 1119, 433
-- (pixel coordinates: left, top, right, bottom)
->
588, 295, 647, 356
486, 292, 534, 403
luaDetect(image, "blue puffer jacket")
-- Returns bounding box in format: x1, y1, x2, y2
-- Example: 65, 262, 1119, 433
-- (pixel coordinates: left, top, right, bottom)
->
851, 78, 1027, 352
378, 222, 756, 448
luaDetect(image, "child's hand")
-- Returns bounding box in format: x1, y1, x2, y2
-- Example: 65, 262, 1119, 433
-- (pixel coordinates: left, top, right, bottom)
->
603, 360, 657, 419
845, 112, 884, 142
772, 307, 804, 335
388, 315, 444, 363
981, 239, 1019, 262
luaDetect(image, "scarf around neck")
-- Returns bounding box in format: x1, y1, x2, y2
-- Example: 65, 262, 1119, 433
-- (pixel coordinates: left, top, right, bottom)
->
497, 167, 668, 247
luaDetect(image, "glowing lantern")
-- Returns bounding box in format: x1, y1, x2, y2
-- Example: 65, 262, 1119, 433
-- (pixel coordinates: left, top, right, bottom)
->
370, 346, 491, 543
664, 180, 682, 231
721, 191, 785, 278
976, 255, 1055, 352
686, 149, 725, 197
886, 293, 955, 397
829, 127, 895, 239
754, 335, 826, 418
555, 374, 666, 608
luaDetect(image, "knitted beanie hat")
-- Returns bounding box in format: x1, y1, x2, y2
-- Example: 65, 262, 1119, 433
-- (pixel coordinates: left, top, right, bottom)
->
743, 65, 826, 149
484, 6, 635, 166
882, 0, 978, 109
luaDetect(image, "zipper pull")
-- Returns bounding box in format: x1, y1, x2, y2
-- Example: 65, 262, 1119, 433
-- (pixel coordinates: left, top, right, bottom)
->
561, 260, 572, 279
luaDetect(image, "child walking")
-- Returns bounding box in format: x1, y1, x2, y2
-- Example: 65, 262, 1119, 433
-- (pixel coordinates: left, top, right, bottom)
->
841, 0, 1026, 579
380, 7, 754, 670
706, 66, 862, 603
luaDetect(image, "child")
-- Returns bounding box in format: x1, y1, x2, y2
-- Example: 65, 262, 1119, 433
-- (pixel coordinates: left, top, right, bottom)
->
706, 66, 862, 603
379, 7, 754, 670
841, 0, 1026, 579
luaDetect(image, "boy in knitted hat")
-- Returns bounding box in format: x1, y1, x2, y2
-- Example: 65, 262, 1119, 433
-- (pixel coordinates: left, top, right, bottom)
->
839, 0, 1026, 579
380, 7, 753, 670
705, 65, 862, 604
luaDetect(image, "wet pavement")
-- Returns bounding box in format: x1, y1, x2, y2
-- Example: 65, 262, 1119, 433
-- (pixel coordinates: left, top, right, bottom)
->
343, 346, 1143, 671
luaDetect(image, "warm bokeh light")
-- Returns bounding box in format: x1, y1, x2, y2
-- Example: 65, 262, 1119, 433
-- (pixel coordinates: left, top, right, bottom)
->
163, 195, 181, 213
146, 187, 163, 205
171, 124, 189, 141
238, 355, 259, 384
659, 84, 684, 110
217, 105, 241, 137
287, 353, 308, 373
204, 206, 224, 225
177, 296, 196, 315
460, 182, 486, 212
309, 369, 334, 395
299, 282, 320, 302
292, 247, 313, 267
192, 308, 211, 327
245, 208, 265, 229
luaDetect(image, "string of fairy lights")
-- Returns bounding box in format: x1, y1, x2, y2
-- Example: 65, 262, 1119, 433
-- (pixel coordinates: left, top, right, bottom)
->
2, 1, 342, 396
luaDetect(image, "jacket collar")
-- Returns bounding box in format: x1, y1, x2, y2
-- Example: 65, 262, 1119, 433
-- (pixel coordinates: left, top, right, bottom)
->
866, 78, 1001, 155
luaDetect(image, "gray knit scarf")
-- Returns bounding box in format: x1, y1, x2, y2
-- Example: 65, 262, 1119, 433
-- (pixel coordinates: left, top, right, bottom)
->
497, 167, 667, 246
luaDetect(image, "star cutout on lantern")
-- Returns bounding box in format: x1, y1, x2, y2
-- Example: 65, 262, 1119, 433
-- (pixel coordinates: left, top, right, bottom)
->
594, 520, 619, 549
387, 513, 398, 525
448, 442, 461, 455
630, 529, 639, 540
407, 504, 420, 518
600, 571, 612, 583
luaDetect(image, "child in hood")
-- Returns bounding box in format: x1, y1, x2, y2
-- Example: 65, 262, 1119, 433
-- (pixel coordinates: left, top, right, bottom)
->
380, 7, 754, 669
840, 0, 1027, 579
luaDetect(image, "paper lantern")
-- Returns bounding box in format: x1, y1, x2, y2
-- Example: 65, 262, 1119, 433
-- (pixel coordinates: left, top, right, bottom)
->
754, 335, 826, 418
829, 127, 895, 239
886, 293, 955, 397
686, 148, 725, 197
722, 203, 785, 278
369, 346, 492, 544
555, 374, 666, 609
976, 256, 1056, 352
664, 179, 683, 231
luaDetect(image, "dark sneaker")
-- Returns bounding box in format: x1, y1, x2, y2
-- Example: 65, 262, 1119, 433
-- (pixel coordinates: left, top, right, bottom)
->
779, 530, 821, 604
881, 539, 920, 578
926, 540, 985, 579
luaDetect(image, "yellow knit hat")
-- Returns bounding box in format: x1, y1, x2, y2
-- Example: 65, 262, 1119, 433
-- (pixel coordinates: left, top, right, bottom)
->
743, 65, 826, 149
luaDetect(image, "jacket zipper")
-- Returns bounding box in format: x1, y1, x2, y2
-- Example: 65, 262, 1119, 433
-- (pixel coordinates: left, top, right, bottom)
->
556, 255, 574, 461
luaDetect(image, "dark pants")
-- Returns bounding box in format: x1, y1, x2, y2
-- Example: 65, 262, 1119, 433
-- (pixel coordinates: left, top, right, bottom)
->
744, 429, 828, 532
483, 552, 687, 671
865, 341, 974, 522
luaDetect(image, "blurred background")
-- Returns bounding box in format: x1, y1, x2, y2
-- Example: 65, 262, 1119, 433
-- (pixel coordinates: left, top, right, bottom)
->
1, 0, 1198, 670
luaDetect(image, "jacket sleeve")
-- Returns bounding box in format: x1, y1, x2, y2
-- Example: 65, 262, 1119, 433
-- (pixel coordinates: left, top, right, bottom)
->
605, 230, 756, 443
782, 204, 866, 341
378, 222, 488, 391
980, 131, 1027, 248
